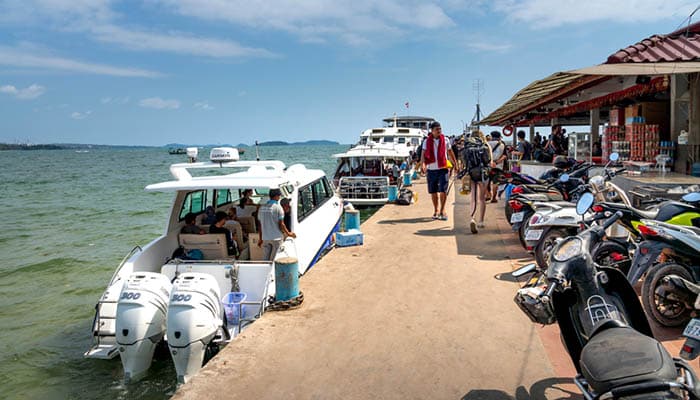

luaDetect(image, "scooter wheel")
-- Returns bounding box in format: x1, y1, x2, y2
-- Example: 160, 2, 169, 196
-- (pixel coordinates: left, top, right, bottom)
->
642, 262, 694, 327
534, 228, 569, 270
505, 202, 513, 225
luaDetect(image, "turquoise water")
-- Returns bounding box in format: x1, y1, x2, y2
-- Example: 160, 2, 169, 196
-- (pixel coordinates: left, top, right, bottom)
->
0, 145, 367, 400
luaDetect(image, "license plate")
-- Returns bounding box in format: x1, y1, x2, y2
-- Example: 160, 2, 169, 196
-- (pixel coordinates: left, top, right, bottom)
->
683, 318, 700, 340
525, 229, 543, 241
511, 212, 525, 223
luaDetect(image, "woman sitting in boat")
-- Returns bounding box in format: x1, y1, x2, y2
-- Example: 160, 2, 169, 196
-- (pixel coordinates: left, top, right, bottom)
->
209, 211, 238, 257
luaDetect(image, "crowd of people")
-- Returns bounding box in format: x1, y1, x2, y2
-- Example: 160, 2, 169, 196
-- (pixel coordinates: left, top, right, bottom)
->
418, 122, 591, 235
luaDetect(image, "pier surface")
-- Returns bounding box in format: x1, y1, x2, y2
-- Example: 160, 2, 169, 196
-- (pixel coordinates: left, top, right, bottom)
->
173, 181, 693, 400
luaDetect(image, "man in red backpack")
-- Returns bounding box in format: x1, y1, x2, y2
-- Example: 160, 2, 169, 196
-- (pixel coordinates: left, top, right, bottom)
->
420, 121, 457, 221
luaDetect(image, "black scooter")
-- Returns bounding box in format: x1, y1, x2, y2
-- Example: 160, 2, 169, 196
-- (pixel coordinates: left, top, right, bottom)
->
513, 193, 699, 399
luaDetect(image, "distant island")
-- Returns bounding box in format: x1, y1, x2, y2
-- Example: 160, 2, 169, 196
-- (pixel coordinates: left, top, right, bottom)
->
0, 140, 342, 151
257, 140, 339, 146
0, 143, 150, 151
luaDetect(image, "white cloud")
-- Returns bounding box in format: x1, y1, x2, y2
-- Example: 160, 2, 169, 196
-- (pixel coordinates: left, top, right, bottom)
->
194, 101, 214, 110
151, 0, 455, 46
70, 110, 92, 120
0, 45, 162, 77
90, 25, 278, 58
139, 97, 181, 109
491, 0, 697, 28
0, 83, 46, 99
465, 40, 512, 53
101, 96, 130, 104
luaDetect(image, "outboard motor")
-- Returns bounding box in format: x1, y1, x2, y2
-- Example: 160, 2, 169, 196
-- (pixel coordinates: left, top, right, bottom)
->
115, 272, 172, 382
167, 272, 222, 383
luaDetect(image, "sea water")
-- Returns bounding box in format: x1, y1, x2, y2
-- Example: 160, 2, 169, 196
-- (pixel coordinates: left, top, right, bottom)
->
0, 145, 376, 400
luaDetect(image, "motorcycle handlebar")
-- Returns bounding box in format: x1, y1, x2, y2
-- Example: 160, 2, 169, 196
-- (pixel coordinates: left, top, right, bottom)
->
601, 211, 623, 231
542, 281, 557, 302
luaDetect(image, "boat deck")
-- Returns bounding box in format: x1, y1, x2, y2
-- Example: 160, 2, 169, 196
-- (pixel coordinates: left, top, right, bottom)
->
172, 180, 696, 399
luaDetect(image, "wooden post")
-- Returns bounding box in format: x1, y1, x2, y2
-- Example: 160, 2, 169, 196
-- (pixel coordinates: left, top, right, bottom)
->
590, 108, 600, 163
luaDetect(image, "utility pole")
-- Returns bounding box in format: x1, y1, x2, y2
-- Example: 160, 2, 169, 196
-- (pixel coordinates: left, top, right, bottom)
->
470, 79, 485, 133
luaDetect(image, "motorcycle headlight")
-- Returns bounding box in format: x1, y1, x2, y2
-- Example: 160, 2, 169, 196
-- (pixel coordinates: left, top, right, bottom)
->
552, 237, 583, 262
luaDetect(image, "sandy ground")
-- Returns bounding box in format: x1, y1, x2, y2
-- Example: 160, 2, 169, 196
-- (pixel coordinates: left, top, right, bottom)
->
172, 179, 588, 400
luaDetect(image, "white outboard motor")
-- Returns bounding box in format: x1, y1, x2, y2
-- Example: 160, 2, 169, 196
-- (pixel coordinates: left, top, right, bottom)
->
115, 272, 172, 383
167, 272, 222, 383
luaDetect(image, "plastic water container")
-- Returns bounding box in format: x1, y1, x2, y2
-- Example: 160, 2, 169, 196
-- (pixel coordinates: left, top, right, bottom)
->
275, 257, 299, 301
387, 185, 398, 202
344, 209, 360, 231
221, 292, 246, 326
403, 173, 412, 187
412, 170, 418, 180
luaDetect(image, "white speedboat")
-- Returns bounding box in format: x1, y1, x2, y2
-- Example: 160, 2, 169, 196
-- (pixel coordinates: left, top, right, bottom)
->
332, 142, 413, 207
85, 148, 343, 383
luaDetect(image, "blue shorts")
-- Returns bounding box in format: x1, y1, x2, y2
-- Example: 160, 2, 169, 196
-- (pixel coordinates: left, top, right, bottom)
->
427, 168, 449, 193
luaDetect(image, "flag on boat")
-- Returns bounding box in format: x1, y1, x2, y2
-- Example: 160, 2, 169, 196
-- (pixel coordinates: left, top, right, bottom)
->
405, 102, 409, 109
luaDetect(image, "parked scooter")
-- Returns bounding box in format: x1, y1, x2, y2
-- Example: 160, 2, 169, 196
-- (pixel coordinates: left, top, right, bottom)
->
524, 154, 628, 267
654, 275, 700, 360
513, 193, 700, 399
629, 217, 700, 327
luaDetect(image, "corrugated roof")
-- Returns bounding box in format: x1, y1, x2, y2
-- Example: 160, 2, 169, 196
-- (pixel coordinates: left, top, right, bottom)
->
480, 73, 602, 126
607, 21, 700, 63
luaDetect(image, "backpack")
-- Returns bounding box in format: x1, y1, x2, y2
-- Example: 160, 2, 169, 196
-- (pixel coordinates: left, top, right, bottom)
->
415, 136, 427, 161
396, 189, 413, 205
462, 138, 491, 170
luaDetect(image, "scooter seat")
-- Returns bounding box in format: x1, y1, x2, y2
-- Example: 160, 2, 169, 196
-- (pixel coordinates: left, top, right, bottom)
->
580, 326, 677, 394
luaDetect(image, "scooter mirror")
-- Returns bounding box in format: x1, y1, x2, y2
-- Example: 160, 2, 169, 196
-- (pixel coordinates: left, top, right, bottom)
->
682, 192, 700, 203
559, 173, 570, 183
512, 263, 537, 277
609, 152, 620, 162
576, 192, 595, 215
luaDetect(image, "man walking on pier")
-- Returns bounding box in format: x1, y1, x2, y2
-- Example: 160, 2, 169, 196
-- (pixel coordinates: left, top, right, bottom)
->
421, 121, 457, 221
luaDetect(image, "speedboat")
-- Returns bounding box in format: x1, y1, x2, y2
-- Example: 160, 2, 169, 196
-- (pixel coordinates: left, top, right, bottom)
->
332, 142, 413, 207
84, 147, 343, 383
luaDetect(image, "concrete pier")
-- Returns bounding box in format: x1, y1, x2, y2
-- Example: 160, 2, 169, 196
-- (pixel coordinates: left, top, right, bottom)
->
173, 180, 692, 399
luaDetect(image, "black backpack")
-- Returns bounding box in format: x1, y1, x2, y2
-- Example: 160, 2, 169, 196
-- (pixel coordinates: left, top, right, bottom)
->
462, 138, 490, 170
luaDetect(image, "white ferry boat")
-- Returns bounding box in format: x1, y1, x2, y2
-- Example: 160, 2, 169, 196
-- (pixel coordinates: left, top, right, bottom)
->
84, 148, 342, 383
332, 142, 413, 206
357, 115, 434, 152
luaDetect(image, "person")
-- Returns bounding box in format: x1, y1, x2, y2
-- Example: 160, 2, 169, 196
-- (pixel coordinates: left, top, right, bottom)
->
534, 132, 542, 148
237, 188, 259, 218
544, 125, 567, 156
225, 206, 243, 239
512, 130, 532, 161
420, 121, 457, 221
181, 212, 205, 234
280, 197, 293, 237
209, 211, 238, 256
462, 130, 493, 233
258, 188, 296, 261
487, 131, 507, 203
592, 141, 602, 157
201, 205, 217, 225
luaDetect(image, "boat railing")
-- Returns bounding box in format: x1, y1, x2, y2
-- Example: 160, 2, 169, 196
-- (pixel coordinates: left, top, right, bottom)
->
338, 176, 390, 200
108, 245, 143, 285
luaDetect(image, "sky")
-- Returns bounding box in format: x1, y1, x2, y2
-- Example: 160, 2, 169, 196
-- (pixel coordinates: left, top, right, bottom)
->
0, 0, 698, 146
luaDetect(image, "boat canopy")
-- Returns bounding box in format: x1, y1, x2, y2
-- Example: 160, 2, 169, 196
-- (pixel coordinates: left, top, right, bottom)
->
145, 160, 322, 192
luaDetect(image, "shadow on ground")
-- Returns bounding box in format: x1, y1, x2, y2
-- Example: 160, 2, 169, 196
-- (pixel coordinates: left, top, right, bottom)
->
461, 377, 582, 400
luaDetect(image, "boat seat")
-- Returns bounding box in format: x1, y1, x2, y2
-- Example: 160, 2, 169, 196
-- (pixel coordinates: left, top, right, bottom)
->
178, 233, 229, 260
239, 216, 258, 234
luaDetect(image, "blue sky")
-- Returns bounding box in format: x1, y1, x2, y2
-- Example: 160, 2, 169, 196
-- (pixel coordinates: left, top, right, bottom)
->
0, 0, 697, 146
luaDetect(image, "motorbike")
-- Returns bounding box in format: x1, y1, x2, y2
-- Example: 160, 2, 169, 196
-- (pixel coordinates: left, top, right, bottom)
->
653, 274, 700, 360
629, 217, 700, 327
505, 160, 593, 225
513, 192, 700, 399
524, 154, 628, 263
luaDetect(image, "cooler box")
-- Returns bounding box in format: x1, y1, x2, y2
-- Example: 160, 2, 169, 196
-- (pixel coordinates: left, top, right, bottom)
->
335, 229, 364, 247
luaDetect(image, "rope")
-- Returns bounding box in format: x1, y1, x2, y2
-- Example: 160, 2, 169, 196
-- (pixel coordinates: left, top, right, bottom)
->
266, 291, 304, 311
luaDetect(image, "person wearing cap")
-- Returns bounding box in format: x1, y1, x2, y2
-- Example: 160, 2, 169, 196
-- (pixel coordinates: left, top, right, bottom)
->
420, 121, 458, 221
258, 188, 296, 261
